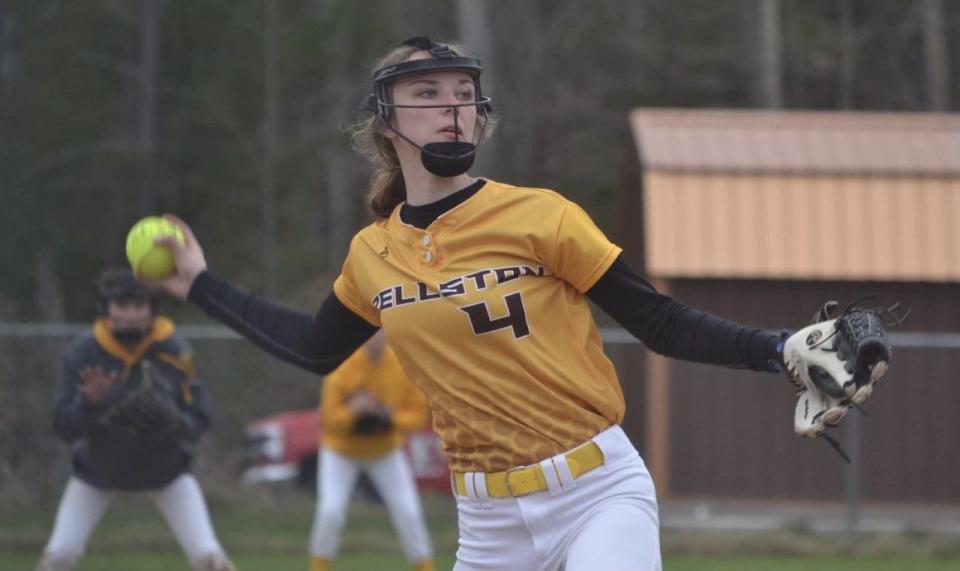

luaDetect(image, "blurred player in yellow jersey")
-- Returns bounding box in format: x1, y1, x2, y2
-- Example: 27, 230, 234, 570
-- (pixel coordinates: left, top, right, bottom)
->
308, 330, 433, 571
150, 37, 798, 571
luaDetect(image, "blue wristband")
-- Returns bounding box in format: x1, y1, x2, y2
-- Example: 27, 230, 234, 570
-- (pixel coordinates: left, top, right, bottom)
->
766, 329, 792, 373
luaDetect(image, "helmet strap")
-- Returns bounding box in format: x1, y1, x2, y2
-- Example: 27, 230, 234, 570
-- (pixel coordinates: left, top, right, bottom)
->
379, 110, 489, 178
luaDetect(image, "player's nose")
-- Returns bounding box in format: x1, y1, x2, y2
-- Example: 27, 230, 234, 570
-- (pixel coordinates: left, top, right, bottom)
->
439, 89, 461, 107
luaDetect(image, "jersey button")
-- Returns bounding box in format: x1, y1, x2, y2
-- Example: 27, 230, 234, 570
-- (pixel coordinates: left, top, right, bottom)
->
424, 251, 434, 263
421, 234, 431, 246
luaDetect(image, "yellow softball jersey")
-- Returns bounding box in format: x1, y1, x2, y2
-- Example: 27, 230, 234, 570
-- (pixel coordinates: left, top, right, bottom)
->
320, 344, 429, 459
333, 179, 623, 473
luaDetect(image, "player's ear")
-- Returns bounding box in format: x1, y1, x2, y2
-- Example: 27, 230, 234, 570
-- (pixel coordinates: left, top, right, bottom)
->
381, 126, 396, 140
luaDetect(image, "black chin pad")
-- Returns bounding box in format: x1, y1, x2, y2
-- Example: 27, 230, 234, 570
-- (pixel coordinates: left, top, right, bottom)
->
421, 142, 476, 177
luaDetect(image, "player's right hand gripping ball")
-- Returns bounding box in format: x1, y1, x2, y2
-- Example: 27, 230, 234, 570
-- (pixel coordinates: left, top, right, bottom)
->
783, 299, 907, 439
125, 216, 185, 279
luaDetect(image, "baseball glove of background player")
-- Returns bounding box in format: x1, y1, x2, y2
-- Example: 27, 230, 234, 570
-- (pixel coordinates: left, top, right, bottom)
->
352, 407, 393, 435
101, 361, 184, 440
782, 298, 909, 460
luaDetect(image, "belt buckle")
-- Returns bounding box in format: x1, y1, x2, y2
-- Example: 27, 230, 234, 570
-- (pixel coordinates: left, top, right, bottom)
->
503, 465, 529, 498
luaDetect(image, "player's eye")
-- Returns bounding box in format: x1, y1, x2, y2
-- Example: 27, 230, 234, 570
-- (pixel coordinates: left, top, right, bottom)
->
456, 89, 475, 102
416, 88, 437, 98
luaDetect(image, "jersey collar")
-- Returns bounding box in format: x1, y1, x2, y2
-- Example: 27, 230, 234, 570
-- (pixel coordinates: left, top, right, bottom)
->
399, 179, 487, 229
390, 178, 502, 237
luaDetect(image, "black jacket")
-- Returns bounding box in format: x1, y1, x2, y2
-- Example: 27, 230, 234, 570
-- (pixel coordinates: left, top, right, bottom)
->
54, 317, 210, 490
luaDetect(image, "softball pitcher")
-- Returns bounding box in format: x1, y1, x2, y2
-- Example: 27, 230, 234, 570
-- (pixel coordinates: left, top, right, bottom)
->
36, 267, 234, 571
309, 329, 433, 571
148, 37, 824, 571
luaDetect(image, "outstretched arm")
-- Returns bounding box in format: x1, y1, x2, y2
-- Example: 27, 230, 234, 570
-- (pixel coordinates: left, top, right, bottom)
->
188, 272, 376, 375
146, 215, 377, 375
586, 255, 782, 372
589, 256, 905, 460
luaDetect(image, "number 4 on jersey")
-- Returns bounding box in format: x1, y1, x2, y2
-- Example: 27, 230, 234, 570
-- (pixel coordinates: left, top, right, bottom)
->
459, 292, 530, 339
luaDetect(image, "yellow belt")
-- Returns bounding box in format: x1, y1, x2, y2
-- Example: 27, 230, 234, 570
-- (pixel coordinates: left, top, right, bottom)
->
453, 441, 605, 498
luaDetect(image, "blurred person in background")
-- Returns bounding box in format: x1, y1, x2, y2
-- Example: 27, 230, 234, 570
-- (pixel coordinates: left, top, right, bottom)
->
147, 37, 806, 571
308, 329, 433, 571
35, 267, 234, 571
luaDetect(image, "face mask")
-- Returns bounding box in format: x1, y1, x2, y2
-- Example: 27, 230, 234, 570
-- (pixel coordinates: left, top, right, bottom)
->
368, 37, 493, 178
112, 328, 147, 345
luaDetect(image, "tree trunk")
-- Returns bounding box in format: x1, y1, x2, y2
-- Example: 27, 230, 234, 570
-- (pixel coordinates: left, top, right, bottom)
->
137, 0, 163, 215
34, 246, 65, 371
0, 2, 20, 95
321, 55, 361, 268
261, 0, 279, 295
756, 0, 783, 108
506, 0, 544, 183
455, 0, 498, 174
837, 0, 855, 110
325, 148, 352, 265
920, 0, 950, 111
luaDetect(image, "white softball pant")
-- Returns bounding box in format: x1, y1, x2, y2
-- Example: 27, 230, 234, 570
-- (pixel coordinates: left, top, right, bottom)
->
308, 446, 433, 563
39, 474, 230, 571
454, 425, 662, 571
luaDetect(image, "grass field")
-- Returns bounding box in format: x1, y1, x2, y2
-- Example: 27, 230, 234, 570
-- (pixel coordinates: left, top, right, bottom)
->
2, 488, 958, 570
2, 552, 956, 571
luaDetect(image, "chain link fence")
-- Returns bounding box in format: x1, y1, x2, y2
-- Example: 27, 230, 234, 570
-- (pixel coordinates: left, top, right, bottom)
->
2, 322, 956, 511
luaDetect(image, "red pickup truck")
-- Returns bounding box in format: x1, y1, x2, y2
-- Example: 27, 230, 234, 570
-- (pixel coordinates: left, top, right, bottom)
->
239, 409, 451, 494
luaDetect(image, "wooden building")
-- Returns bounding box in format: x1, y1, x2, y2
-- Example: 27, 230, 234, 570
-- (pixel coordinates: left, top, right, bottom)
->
616, 109, 960, 503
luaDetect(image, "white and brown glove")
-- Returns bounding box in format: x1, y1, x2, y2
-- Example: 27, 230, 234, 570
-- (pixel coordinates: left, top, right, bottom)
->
782, 299, 908, 460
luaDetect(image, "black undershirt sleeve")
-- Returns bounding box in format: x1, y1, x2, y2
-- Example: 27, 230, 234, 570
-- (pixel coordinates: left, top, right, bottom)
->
187, 271, 378, 375
586, 256, 783, 372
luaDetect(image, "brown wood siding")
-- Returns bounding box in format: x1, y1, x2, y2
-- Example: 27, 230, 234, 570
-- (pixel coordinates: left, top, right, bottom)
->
642, 173, 960, 282
616, 108, 960, 503
658, 280, 960, 502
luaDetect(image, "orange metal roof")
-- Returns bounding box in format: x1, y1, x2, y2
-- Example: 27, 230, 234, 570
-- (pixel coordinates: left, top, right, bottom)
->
631, 109, 960, 175
629, 109, 960, 281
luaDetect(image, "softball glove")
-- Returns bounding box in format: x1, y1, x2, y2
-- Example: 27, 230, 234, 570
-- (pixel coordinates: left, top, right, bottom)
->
352, 407, 393, 435
782, 298, 908, 460
101, 361, 184, 440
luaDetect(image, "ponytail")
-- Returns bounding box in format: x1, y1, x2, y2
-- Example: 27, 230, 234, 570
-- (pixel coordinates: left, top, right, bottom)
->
368, 168, 406, 219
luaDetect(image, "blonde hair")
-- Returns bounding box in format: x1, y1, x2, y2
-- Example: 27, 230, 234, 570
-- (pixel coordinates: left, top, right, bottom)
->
349, 41, 497, 219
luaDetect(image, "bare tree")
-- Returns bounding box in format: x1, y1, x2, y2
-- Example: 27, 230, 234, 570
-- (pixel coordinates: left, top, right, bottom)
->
837, 0, 856, 109
34, 246, 65, 378
494, 0, 544, 184
456, 0, 499, 173
319, 5, 365, 264
920, 0, 950, 111
0, 1, 19, 95
136, 0, 164, 215
756, 0, 783, 108
262, 0, 279, 295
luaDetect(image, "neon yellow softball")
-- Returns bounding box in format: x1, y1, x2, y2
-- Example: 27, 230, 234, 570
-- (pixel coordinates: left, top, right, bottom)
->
125, 216, 185, 279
